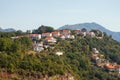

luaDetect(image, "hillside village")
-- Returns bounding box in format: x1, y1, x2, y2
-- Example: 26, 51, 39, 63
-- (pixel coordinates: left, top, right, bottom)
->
11, 28, 103, 53
11, 28, 120, 75
0, 27, 120, 79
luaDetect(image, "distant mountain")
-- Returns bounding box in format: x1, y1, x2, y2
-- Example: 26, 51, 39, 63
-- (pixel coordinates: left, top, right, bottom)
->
58, 22, 120, 42
0, 27, 16, 32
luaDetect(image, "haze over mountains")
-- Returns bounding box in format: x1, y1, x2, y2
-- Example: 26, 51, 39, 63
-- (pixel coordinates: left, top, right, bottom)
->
59, 22, 120, 42
0, 27, 16, 32
1, 22, 120, 42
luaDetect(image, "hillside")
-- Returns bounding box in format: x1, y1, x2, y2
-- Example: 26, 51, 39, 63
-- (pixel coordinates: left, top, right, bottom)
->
0, 27, 120, 80
58, 22, 120, 42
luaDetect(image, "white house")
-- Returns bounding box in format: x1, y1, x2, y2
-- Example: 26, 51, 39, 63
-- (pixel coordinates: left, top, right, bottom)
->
79, 32, 87, 36
91, 54, 100, 61
52, 31, 60, 37
64, 34, 70, 38
42, 32, 52, 37
55, 52, 63, 56
69, 35, 75, 39
32, 42, 44, 52
115, 65, 120, 74
34, 46, 44, 52
60, 34, 75, 39
60, 35, 66, 40
74, 29, 81, 34
29, 34, 41, 40
37, 42, 43, 47
61, 30, 71, 35
92, 48, 99, 54
87, 32, 96, 37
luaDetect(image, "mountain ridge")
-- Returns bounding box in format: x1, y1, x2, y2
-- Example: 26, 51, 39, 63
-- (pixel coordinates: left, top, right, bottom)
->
0, 27, 16, 32
58, 22, 120, 42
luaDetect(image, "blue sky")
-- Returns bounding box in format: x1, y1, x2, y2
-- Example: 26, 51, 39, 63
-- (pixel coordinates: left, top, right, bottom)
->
0, 0, 120, 32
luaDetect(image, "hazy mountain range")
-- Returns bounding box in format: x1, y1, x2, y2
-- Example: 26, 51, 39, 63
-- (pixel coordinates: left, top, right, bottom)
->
0, 27, 16, 32
1, 23, 120, 42
58, 22, 120, 42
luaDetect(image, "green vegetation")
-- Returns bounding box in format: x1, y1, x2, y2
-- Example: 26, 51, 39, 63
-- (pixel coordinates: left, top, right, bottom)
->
0, 37, 32, 53
32, 25, 54, 34
0, 30, 26, 38
0, 30, 120, 80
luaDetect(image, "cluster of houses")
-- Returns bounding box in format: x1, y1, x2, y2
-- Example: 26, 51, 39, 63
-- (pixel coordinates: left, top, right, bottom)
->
74, 29, 95, 37
29, 30, 75, 53
29, 29, 75, 41
29, 29, 99, 52
11, 29, 104, 56
91, 48, 120, 74
10, 28, 120, 75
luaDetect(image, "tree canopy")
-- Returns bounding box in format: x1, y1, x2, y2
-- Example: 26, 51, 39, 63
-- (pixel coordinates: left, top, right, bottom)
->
32, 25, 54, 34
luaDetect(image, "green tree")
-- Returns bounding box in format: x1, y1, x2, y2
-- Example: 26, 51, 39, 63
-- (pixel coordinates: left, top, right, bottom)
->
32, 25, 54, 34
0, 38, 13, 51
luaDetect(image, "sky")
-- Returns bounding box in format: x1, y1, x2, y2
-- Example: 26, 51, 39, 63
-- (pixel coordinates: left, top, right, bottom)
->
0, 0, 120, 32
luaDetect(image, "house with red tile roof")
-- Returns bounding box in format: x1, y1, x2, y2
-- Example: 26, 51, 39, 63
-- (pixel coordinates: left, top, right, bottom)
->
74, 29, 81, 34
105, 63, 115, 69
52, 31, 60, 37
87, 32, 96, 37
60, 35, 66, 40
60, 34, 75, 40
61, 30, 71, 35
42, 32, 52, 37
44, 36, 56, 43
29, 34, 41, 40
104, 63, 120, 73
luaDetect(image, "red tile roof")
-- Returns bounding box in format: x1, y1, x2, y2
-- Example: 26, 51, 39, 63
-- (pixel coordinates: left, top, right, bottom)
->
42, 32, 51, 34
115, 65, 120, 68
45, 36, 54, 40
52, 31, 59, 34
63, 30, 70, 32
29, 34, 40, 37
105, 63, 115, 69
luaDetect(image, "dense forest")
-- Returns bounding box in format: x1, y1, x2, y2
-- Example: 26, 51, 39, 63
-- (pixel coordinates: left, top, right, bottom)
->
0, 26, 120, 80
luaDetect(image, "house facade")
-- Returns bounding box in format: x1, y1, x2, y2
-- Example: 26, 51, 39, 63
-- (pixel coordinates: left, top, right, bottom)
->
87, 32, 96, 37
74, 29, 81, 34
52, 31, 60, 37
92, 48, 99, 54
29, 34, 41, 40
33, 42, 44, 52
55, 52, 63, 56
42, 32, 52, 37
61, 30, 71, 35
44, 36, 56, 43
60, 34, 75, 39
